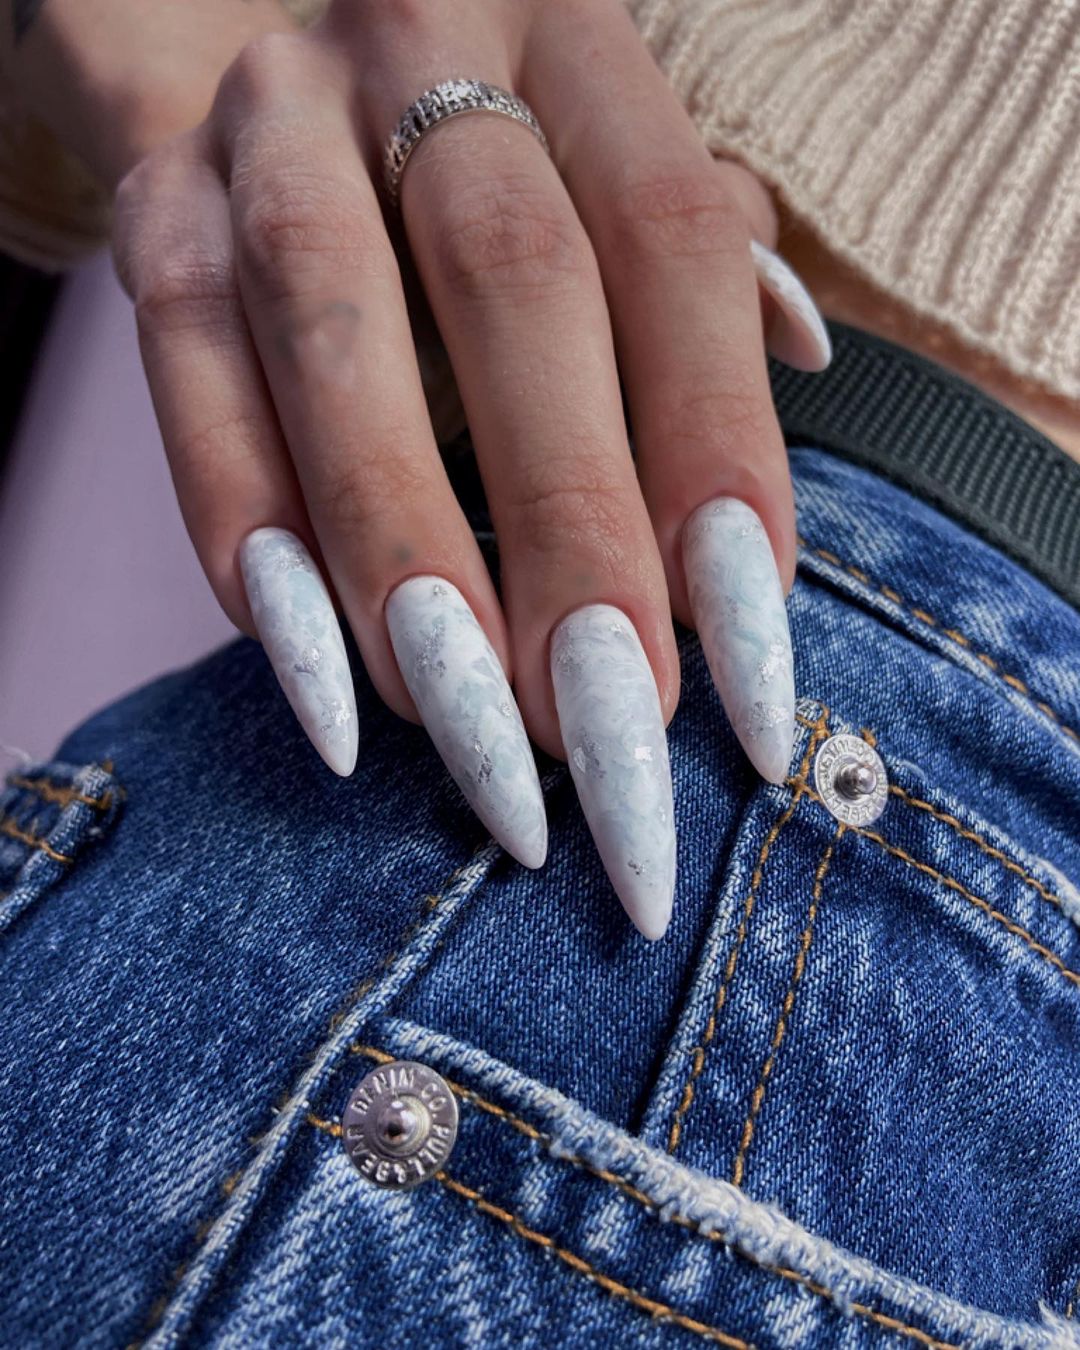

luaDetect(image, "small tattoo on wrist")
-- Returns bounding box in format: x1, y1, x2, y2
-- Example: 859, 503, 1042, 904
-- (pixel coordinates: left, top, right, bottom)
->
12, 0, 46, 44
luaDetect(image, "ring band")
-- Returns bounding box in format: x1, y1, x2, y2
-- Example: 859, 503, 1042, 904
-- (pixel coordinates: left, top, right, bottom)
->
383, 79, 550, 208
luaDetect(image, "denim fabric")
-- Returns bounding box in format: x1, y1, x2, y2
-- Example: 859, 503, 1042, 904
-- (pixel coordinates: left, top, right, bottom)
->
2, 445, 1080, 1349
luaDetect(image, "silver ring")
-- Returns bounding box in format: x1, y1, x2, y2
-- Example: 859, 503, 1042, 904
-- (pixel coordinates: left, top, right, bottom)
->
382, 79, 550, 208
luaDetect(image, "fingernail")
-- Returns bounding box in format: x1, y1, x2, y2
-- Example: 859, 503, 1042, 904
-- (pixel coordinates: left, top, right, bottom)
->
751, 240, 832, 372
239, 527, 358, 777
385, 575, 547, 869
682, 497, 795, 784
550, 604, 676, 941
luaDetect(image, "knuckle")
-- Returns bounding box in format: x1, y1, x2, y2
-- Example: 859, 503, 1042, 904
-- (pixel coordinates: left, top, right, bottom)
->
431, 177, 594, 302
652, 370, 778, 460
134, 254, 238, 334
605, 168, 747, 264
237, 174, 388, 293
308, 444, 429, 534
169, 410, 269, 479
509, 460, 638, 559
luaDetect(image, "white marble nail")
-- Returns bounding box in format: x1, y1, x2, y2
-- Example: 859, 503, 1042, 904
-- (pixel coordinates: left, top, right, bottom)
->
550, 605, 676, 941
239, 527, 358, 777
682, 497, 795, 785
751, 240, 832, 373
385, 576, 547, 869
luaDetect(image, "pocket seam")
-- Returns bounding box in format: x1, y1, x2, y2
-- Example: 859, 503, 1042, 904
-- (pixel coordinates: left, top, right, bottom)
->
310, 1045, 963, 1350
796, 534, 1080, 754
785, 711, 1080, 994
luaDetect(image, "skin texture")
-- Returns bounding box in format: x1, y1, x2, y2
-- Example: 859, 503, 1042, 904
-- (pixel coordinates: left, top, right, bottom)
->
99, 0, 797, 771
6, 0, 1074, 921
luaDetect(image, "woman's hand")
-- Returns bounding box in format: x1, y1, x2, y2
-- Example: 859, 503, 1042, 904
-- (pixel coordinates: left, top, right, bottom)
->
109, 0, 830, 939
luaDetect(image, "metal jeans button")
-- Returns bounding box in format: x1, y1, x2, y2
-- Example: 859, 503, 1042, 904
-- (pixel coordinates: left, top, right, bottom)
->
813, 733, 889, 826
341, 1060, 459, 1190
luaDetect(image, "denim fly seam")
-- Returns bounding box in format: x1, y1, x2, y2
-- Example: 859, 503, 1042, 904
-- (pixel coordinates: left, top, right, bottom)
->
657, 702, 832, 1158
133, 821, 536, 1350
300, 1020, 1080, 1350
0, 760, 124, 933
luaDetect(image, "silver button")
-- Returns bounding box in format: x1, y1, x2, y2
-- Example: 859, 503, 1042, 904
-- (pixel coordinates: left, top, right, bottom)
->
813, 733, 888, 826
341, 1060, 458, 1190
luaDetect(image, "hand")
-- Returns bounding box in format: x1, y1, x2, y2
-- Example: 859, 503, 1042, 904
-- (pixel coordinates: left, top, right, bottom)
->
110, 0, 830, 939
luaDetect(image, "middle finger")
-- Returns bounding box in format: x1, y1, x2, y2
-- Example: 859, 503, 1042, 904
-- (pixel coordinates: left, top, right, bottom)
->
353, 19, 681, 938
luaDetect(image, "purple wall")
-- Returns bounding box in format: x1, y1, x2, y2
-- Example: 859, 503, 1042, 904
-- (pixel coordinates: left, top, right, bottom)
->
0, 253, 234, 766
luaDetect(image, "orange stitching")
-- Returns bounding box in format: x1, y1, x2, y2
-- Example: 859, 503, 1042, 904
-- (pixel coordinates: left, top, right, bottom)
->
310, 1056, 959, 1349
436, 1172, 750, 1348
0, 817, 73, 865
6, 775, 112, 812
666, 707, 831, 1155
131, 848, 490, 1350
796, 537, 1080, 745
731, 825, 843, 1187
789, 781, 1080, 990
887, 784, 1074, 920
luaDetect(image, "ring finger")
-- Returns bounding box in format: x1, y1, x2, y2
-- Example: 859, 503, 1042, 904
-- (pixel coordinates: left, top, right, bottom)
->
523, 0, 822, 787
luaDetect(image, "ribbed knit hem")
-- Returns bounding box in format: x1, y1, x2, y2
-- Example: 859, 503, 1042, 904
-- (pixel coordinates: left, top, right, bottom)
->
771, 323, 1080, 611
625, 0, 1080, 403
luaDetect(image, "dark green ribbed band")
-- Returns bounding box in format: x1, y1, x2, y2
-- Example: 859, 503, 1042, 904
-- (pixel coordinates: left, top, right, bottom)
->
768, 323, 1080, 611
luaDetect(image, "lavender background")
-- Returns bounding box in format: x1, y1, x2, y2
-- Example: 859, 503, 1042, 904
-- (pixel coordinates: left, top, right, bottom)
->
0, 254, 234, 766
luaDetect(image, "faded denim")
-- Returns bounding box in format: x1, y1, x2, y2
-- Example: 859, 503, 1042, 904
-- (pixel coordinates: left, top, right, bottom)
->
2, 445, 1079, 1349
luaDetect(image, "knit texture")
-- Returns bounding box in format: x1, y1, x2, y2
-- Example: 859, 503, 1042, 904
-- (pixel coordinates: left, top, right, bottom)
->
1, 0, 1076, 399
623, 0, 1080, 400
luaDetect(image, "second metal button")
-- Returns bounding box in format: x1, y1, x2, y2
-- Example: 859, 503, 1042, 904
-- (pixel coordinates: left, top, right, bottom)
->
341, 1060, 458, 1190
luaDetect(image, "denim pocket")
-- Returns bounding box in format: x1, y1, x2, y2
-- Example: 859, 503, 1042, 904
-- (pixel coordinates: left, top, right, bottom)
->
646, 697, 1080, 1327
182, 1017, 1075, 1349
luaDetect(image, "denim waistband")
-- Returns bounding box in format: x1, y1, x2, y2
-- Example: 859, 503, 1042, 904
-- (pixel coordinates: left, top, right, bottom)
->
768, 323, 1080, 612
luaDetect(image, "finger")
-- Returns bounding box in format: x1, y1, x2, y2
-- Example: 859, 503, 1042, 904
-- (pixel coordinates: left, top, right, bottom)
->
212, 34, 547, 865
113, 130, 359, 776
523, 0, 810, 784
353, 51, 680, 936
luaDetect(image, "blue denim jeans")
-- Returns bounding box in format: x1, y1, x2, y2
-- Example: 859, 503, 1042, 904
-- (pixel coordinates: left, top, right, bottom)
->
3, 344, 1080, 1347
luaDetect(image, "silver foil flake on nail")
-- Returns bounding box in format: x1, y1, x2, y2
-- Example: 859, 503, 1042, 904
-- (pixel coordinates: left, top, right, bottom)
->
683, 498, 795, 785
550, 603, 676, 941
746, 700, 790, 739
386, 576, 547, 869
751, 240, 832, 373
240, 526, 358, 777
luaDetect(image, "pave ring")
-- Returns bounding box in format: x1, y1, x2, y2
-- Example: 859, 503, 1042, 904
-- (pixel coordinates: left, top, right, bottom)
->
382, 79, 550, 208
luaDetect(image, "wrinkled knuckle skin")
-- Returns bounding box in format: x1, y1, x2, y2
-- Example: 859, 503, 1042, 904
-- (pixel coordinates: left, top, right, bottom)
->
308, 453, 431, 538
431, 177, 594, 303
508, 466, 639, 566
652, 377, 780, 463
113, 149, 190, 297
236, 176, 387, 296
134, 255, 239, 336
605, 170, 747, 264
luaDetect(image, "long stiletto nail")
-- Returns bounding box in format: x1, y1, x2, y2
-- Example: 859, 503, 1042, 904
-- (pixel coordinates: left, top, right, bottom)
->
385, 575, 547, 869
550, 604, 676, 941
682, 497, 795, 785
239, 527, 358, 777
751, 240, 832, 372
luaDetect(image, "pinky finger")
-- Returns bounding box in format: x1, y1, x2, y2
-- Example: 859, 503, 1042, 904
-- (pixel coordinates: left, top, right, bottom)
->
113, 130, 358, 775
752, 241, 832, 373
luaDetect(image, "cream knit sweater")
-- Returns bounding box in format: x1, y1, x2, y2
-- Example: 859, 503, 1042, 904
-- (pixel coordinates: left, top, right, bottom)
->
2, 0, 1077, 401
